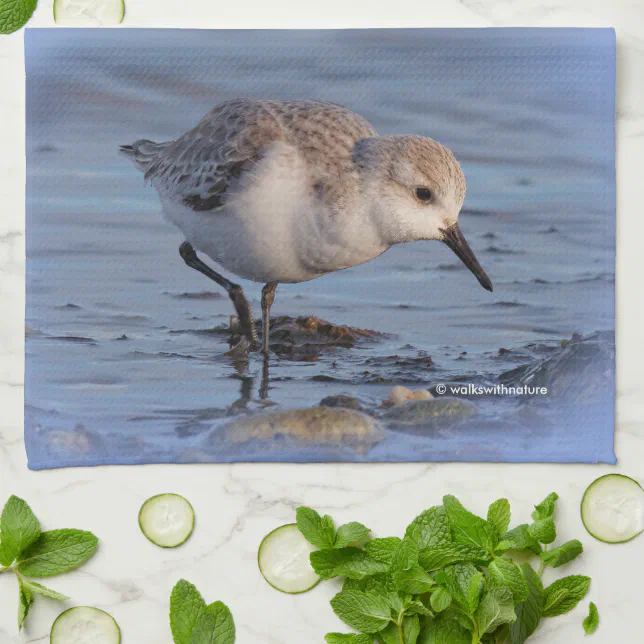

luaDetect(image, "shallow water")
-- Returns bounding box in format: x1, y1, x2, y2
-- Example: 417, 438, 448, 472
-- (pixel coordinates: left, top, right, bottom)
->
24, 29, 616, 467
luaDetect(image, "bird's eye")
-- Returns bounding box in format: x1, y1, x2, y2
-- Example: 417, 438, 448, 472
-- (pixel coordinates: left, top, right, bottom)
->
415, 187, 433, 202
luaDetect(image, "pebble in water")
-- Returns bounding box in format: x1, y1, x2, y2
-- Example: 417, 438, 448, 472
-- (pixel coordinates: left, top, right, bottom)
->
383, 397, 477, 425
219, 407, 385, 447
387, 385, 433, 406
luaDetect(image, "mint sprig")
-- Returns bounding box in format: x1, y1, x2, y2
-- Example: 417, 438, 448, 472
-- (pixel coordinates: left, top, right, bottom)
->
0, 495, 98, 630
297, 506, 371, 550
291, 493, 596, 644
169, 579, 235, 644
16, 529, 98, 577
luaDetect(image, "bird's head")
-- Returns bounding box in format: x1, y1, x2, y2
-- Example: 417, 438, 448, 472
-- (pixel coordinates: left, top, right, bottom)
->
353, 134, 493, 292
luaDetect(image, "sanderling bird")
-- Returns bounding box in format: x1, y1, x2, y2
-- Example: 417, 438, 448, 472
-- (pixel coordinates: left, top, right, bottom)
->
121, 99, 493, 354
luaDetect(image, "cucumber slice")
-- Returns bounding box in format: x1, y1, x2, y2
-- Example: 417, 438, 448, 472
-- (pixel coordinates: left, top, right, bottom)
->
53, 0, 125, 25
51, 607, 120, 643
138, 494, 194, 548
258, 523, 320, 594
581, 474, 644, 543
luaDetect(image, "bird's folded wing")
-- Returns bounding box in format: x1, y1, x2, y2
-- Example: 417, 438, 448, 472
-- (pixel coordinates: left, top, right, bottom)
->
143, 98, 377, 212
144, 99, 285, 211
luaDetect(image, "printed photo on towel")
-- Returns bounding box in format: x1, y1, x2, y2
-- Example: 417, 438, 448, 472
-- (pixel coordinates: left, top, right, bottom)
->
24, 28, 616, 468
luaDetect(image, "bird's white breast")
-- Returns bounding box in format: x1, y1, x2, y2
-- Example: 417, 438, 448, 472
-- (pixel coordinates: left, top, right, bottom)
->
161, 141, 388, 284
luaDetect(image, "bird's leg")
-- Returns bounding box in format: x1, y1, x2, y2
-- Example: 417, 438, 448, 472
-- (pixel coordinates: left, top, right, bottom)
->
179, 242, 259, 348
261, 282, 278, 355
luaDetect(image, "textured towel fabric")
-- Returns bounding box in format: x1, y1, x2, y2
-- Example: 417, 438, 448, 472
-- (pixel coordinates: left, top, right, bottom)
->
24, 28, 616, 469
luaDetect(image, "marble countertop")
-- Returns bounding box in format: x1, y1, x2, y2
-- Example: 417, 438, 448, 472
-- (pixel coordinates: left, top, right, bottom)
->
1, 1, 643, 642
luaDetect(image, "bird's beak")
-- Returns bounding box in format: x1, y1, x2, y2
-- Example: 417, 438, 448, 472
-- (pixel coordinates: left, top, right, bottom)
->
441, 224, 493, 292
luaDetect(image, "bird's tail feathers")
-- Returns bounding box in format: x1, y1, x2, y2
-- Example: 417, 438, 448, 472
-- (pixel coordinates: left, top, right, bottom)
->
119, 139, 171, 173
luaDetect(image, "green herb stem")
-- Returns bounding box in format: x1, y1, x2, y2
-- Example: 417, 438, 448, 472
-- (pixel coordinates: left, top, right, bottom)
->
395, 610, 406, 644
538, 545, 549, 577
469, 616, 480, 644
397, 618, 405, 644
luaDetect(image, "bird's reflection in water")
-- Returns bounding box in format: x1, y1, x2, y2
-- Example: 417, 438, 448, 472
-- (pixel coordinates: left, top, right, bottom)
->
229, 353, 272, 412
173, 354, 273, 438
259, 355, 270, 400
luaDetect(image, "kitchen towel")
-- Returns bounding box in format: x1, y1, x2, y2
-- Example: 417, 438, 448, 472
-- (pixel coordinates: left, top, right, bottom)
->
24, 28, 616, 468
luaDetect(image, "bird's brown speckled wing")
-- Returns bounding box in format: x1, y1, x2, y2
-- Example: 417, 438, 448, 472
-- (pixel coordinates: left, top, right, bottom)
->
141, 99, 377, 212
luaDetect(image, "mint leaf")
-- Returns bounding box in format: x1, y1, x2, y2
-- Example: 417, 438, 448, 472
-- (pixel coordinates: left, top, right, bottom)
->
442, 563, 481, 613
405, 506, 452, 552
16, 529, 98, 578
311, 548, 388, 580
475, 586, 516, 634
325, 634, 374, 644
335, 523, 371, 549
342, 575, 404, 615
343, 578, 364, 592
489, 557, 529, 603
190, 601, 235, 644
22, 580, 69, 601
542, 576, 591, 617
497, 524, 542, 555
430, 587, 452, 612
393, 565, 435, 594
364, 538, 401, 565
296, 507, 336, 550
418, 544, 475, 570
540, 540, 583, 569
543, 588, 570, 615
0, 0, 38, 35
418, 614, 471, 644
510, 564, 545, 644
487, 499, 511, 538
403, 613, 421, 644
528, 518, 556, 545
583, 602, 599, 635
330, 590, 393, 634
405, 600, 431, 617
17, 576, 33, 630
379, 622, 401, 644
443, 496, 496, 557
361, 573, 397, 593
390, 538, 418, 572
532, 493, 558, 521
465, 571, 484, 614
0, 496, 40, 566
171, 579, 207, 644
344, 574, 399, 603
360, 574, 404, 614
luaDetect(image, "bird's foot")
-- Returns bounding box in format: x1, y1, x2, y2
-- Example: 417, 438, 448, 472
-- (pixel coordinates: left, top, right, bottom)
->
228, 316, 260, 352
225, 337, 252, 357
